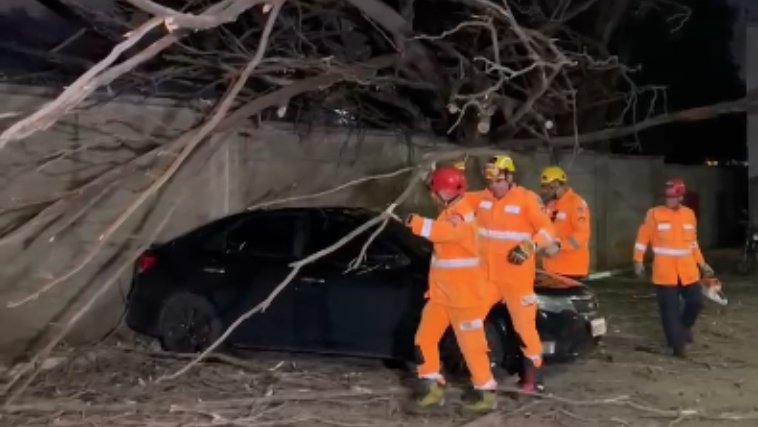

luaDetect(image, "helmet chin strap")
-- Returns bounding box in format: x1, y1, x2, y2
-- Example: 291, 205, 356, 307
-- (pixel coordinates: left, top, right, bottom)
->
435, 192, 461, 207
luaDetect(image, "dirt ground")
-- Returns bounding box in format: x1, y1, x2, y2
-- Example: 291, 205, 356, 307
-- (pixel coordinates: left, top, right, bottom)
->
1, 274, 757, 427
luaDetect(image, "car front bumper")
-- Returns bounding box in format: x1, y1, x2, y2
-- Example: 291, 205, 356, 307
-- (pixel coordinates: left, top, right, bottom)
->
537, 310, 606, 361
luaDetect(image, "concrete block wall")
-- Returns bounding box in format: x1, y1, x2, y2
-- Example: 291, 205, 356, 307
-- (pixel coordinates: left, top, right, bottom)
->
748, 25, 758, 223
232, 125, 431, 213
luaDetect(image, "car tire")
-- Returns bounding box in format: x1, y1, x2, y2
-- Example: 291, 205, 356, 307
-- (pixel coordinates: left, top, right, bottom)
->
157, 292, 224, 354
441, 321, 506, 378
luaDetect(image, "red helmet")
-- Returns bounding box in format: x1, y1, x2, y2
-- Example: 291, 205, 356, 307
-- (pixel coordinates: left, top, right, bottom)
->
665, 179, 686, 197
428, 167, 467, 196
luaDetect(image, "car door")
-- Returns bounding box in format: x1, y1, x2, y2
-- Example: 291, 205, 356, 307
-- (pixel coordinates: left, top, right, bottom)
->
220, 212, 307, 349
299, 214, 416, 357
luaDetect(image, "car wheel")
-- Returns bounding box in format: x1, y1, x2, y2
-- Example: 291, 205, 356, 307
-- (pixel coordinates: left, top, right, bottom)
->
157, 292, 223, 353
441, 321, 506, 378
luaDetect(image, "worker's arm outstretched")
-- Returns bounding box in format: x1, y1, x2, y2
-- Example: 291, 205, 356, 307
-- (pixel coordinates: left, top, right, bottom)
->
407, 213, 471, 244
562, 200, 591, 252
633, 209, 654, 263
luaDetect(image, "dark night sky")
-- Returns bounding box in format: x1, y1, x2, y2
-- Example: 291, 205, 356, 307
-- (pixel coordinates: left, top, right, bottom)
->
614, 0, 746, 164
0, 0, 747, 165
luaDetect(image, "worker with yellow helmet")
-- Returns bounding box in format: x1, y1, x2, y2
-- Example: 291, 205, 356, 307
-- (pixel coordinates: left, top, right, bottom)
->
464, 154, 556, 394
539, 166, 591, 279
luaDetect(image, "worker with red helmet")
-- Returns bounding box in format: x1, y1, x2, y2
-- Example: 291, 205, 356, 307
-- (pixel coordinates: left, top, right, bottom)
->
405, 166, 497, 412
633, 179, 715, 357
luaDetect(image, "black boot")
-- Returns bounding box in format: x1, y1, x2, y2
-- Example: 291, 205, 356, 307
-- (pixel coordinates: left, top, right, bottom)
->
683, 328, 694, 344
673, 346, 686, 358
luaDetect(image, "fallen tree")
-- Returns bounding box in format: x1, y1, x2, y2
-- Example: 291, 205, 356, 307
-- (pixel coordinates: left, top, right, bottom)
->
0, 0, 754, 407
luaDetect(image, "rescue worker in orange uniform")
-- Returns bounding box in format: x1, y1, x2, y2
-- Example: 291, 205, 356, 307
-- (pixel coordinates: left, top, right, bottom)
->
405, 167, 497, 412
465, 155, 556, 393
633, 179, 715, 358
539, 166, 591, 279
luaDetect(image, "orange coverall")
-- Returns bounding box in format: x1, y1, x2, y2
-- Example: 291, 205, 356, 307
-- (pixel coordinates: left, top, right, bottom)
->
408, 199, 496, 390
465, 186, 556, 367
633, 206, 704, 285
541, 189, 591, 277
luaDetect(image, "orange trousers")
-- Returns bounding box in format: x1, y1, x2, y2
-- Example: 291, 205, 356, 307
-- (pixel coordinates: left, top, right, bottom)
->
415, 302, 496, 390
486, 281, 543, 367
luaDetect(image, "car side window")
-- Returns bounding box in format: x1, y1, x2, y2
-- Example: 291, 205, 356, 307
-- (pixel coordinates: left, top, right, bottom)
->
226, 214, 299, 257
306, 217, 396, 266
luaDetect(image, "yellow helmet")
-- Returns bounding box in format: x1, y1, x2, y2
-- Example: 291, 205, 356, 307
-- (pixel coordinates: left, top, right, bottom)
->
484, 155, 515, 180
540, 166, 567, 185
452, 160, 466, 171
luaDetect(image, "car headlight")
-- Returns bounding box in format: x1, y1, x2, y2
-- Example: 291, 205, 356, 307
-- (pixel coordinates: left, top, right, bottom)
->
536, 295, 575, 313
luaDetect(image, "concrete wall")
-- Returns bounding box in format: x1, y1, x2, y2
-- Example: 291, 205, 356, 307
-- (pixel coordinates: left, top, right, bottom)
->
748, 25, 758, 221
0, 84, 737, 356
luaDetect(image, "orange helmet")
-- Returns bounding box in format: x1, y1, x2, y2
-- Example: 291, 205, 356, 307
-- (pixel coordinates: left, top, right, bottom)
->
428, 167, 467, 197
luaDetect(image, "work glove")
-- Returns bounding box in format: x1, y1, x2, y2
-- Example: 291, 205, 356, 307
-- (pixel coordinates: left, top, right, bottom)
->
633, 261, 645, 277
508, 240, 536, 265
699, 263, 715, 278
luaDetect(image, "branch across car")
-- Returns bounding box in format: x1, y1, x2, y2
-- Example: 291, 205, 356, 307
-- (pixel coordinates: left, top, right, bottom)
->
126, 207, 606, 374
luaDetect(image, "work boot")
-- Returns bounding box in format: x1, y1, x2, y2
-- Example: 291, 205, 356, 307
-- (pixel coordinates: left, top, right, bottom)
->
415, 379, 446, 409
517, 359, 545, 394
683, 329, 694, 344
672, 346, 687, 358
660, 346, 687, 359
461, 389, 497, 413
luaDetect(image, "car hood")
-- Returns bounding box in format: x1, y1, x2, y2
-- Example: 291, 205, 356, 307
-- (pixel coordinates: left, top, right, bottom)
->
534, 270, 587, 290
533, 270, 597, 299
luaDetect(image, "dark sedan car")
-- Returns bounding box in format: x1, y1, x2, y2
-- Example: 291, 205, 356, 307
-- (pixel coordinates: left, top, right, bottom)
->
126, 207, 606, 374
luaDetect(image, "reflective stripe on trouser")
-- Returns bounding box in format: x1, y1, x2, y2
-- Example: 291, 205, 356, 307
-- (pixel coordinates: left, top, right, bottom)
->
491, 285, 543, 368
415, 302, 497, 390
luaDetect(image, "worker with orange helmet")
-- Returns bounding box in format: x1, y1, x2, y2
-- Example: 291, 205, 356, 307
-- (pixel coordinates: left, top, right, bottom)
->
465, 155, 556, 393
405, 166, 497, 412
633, 179, 715, 358
539, 166, 591, 279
